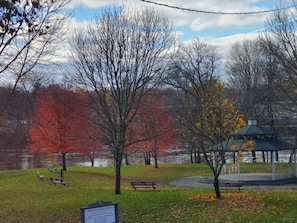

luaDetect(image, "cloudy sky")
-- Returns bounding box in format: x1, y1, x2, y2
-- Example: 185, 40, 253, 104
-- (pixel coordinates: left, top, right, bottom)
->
66, 0, 292, 53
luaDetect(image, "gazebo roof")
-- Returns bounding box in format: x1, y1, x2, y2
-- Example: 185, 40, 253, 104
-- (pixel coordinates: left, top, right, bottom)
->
210, 119, 295, 152
231, 119, 275, 137
210, 137, 295, 152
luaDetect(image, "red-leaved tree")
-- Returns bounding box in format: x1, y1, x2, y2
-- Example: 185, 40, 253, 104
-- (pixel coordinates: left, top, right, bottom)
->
133, 90, 177, 168
29, 85, 99, 170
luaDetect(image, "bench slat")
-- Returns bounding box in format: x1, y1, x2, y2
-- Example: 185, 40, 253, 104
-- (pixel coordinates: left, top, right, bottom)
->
131, 181, 157, 190
219, 182, 242, 191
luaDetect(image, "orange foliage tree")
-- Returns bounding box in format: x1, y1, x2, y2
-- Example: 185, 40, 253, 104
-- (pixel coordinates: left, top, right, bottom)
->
29, 85, 100, 170
127, 90, 176, 168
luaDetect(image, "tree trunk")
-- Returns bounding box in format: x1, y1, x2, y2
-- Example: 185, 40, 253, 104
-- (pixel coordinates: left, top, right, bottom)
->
154, 154, 158, 168
213, 175, 221, 199
190, 147, 196, 163
220, 152, 226, 163
62, 153, 67, 170
196, 148, 201, 163
115, 160, 121, 194
60, 169, 65, 179
90, 152, 95, 167
125, 154, 129, 165
252, 150, 256, 163
289, 151, 292, 163
144, 151, 151, 165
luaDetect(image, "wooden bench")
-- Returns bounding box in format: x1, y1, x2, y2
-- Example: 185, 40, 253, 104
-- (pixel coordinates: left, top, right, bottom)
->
219, 182, 242, 191
131, 181, 157, 190
36, 171, 44, 180
50, 177, 66, 186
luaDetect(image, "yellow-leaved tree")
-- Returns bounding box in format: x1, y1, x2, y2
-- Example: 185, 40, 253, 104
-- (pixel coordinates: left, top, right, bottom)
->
199, 80, 246, 143
195, 79, 246, 198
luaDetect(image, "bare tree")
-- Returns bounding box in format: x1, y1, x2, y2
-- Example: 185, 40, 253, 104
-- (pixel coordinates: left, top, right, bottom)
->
225, 40, 269, 119
260, 2, 297, 162
263, 3, 297, 112
69, 6, 176, 194
0, 0, 69, 115
225, 38, 286, 162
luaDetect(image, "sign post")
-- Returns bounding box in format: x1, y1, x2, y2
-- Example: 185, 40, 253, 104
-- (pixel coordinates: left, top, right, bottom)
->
80, 201, 119, 223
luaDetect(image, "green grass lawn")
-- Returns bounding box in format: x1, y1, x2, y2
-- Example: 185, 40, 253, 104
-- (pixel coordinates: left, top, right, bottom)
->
0, 163, 296, 223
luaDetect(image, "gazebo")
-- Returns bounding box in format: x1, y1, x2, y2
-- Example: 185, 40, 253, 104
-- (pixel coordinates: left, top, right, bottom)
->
211, 119, 297, 182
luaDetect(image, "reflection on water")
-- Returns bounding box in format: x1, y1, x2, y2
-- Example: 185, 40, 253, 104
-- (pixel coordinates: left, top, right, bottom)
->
78, 151, 294, 168
1, 150, 294, 170
76, 158, 114, 167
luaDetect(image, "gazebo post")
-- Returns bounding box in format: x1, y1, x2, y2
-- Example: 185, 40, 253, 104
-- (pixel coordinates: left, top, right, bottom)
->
212, 152, 216, 168
237, 152, 241, 181
272, 151, 275, 180
294, 149, 297, 177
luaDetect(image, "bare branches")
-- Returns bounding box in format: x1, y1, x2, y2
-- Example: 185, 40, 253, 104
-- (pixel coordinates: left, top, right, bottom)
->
69, 5, 176, 194
167, 38, 220, 98
0, 0, 69, 115
265, 5, 297, 77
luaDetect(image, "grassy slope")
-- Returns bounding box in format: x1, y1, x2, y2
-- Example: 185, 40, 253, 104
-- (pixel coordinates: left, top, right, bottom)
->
0, 163, 296, 223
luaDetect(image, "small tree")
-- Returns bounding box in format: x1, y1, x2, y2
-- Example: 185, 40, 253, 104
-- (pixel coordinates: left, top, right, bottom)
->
135, 89, 176, 168
200, 81, 246, 198
79, 116, 103, 167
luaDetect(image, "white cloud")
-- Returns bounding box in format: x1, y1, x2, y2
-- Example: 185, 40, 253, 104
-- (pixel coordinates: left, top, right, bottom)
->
67, 0, 274, 32
67, 0, 143, 9
208, 33, 260, 52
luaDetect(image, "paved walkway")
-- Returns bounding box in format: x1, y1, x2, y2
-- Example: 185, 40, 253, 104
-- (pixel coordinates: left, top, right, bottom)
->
171, 173, 297, 189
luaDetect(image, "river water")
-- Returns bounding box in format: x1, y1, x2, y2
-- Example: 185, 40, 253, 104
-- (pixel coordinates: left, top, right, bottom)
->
3, 150, 293, 170
84, 151, 292, 167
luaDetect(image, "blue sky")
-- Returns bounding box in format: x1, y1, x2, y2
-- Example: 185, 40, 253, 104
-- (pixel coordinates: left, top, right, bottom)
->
62, 0, 293, 62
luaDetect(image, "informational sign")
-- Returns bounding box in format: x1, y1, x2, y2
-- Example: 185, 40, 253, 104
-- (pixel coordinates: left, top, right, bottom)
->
80, 201, 119, 223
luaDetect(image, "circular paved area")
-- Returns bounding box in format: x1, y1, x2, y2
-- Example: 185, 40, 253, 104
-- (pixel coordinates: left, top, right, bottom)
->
171, 173, 297, 189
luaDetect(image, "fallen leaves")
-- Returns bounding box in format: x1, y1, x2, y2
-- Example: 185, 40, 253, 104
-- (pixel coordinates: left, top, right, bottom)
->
189, 192, 265, 210
187, 192, 265, 222
189, 193, 218, 202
